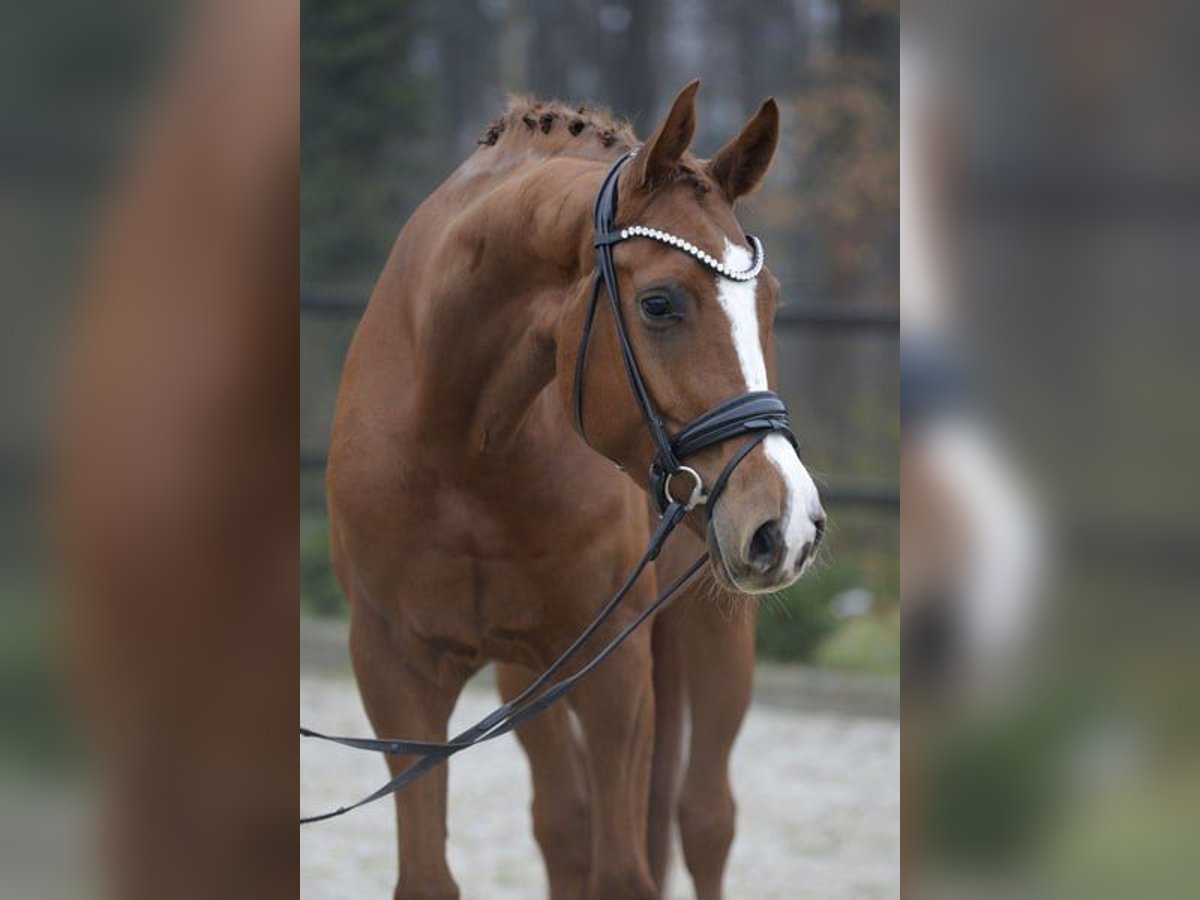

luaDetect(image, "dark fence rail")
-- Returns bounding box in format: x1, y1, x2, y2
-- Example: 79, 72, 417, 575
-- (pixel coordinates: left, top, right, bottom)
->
300, 287, 900, 332
300, 451, 898, 510
301, 288, 900, 511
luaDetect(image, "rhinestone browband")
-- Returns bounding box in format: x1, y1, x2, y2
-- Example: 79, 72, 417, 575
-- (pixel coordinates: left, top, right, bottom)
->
618, 226, 765, 282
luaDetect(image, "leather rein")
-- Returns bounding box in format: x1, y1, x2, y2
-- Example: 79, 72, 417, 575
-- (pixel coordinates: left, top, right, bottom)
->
300, 150, 798, 825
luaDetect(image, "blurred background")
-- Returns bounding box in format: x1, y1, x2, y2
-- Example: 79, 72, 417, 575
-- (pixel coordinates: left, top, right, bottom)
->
0, 0, 182, 761
300, 0, 901, 674
0, 4, 189, 894
903, 3, 1200, 899
2, 2, 300, 897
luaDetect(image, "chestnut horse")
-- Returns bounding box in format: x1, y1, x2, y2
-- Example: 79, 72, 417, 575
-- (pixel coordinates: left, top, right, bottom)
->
326, 81, 824, 900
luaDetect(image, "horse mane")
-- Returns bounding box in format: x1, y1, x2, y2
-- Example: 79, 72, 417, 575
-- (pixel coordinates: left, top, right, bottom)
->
477, 95, 637, 151
477, 94, 714, 194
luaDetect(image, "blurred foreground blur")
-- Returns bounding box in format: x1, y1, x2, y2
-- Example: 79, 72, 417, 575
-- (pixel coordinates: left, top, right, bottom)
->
903, 5, 1200, 898
3, 1, 298, 897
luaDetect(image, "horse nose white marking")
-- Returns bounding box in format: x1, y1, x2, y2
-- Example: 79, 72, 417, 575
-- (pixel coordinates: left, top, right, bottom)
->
715, 239, 823, 572
763, 434, 823, 571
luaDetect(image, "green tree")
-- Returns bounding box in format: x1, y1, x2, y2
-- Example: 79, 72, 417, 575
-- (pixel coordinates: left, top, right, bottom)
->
301, 0, 432, 282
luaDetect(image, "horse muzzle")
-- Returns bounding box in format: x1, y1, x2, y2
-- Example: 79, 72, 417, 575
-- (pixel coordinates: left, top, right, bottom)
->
704, 437, 826, 594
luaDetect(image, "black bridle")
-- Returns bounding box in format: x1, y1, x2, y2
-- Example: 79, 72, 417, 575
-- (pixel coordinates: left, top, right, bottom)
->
575, 150, 797, 514
300, 151, 798, 825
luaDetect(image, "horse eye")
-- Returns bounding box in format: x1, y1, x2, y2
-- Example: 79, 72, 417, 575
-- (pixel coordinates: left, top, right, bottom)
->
640, 294, 676, 321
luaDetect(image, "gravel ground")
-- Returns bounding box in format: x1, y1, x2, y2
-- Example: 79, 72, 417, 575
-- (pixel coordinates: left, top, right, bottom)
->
301, 671, 899, 900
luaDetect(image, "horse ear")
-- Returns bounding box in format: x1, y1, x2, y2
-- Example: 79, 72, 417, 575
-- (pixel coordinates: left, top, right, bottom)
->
631, 79, 700, 190
709, 98, 780, 203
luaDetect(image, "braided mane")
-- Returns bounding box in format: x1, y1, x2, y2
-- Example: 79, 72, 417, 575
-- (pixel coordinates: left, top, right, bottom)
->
477, 96, 637, 151
477, 95, 714, 195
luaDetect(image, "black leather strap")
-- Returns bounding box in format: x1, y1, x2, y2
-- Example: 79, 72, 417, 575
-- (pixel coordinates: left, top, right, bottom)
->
570, 274, 603, 444
669, 392, 795, 460
591, 154, 680, 472
572, 152, 678, 471
648, 392, 797, 513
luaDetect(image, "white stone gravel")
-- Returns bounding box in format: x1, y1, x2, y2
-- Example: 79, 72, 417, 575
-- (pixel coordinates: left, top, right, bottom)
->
301, 674, 899, 900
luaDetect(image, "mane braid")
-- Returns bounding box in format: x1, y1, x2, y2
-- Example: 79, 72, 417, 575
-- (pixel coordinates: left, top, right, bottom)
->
475, 95, 716, 197
477, 95, 638, 154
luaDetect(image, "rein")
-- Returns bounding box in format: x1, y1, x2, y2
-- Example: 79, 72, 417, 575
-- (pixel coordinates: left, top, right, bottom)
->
300, 151, 798, 825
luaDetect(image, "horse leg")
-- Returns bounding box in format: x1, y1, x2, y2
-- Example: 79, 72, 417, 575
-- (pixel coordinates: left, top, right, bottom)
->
676, 590, 755, 900
568, 631, 659, 900
647, 603, 685, 891
646, 526, 708, 893
496, 663, 591, 900
349, 604, 470, 900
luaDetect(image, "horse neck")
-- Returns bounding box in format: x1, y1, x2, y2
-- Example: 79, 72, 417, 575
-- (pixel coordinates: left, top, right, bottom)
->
411, 153, 606, 458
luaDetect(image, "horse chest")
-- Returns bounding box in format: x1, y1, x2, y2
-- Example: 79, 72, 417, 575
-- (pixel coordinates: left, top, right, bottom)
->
399, 544, 592, 673
349, 438, 640, 668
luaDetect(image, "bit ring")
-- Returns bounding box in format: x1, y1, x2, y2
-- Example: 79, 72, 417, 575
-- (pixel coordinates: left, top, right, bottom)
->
663, 466, 706, 511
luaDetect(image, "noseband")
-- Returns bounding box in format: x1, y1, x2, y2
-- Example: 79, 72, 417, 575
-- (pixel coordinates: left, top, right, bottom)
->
573, 151, 798, 513
300, 151, 802, 825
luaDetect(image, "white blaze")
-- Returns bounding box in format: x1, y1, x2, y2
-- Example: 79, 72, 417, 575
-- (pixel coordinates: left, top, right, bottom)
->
715, 239, 823, 571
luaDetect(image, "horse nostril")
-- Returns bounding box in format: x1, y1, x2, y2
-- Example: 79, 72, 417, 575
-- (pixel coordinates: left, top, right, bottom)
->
813, 512, 827, 550
794, 541, 814, 574
747, 519, 784, 574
